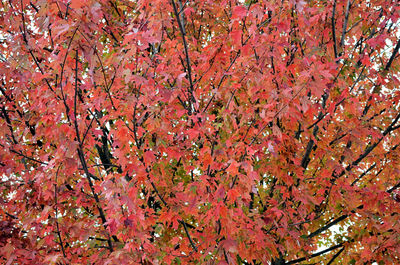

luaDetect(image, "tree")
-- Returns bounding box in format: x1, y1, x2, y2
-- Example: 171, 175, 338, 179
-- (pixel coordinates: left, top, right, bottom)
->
1, 0, 400, 264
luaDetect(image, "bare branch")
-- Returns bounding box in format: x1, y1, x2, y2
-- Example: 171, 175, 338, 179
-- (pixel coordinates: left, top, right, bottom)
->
73, 48, 115, 252
385, 37, 400, 71
286, 242, 344, 264
171, 0, 196, 114
179, 220, 198, 252
332, 0, 338, 58
340, 0, 351, 47
327, 247, 345, 265
307, 214, 348, 239
54, 166, 66, 258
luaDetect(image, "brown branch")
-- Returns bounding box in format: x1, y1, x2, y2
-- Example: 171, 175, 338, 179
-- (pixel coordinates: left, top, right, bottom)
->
363, 37, 400, 116
1, 106, 18, 144
331, 0, 338, 58
81, 115, 95, 145
351, 162, 376, 186
131, 104, 198, 252
285, 242, 344, 264
77, 148, 114, 251
333, 112, 400, 180
310, 116, 400, 239
72, 48, 115, 252
6, 147, 48, 165
384, 37, 400, 71
326, 247, 345, 265
179, 220, 198, 252
77, 29, 117, 110
146, 175, 198, 252
19, 1, 59, 98
307, 214, 348, 239
74, 49, 80, 141
0, 84, 36, 136
149, 180, 168, 206
54, 166, 66, 258
171, 0, 196, 114
308, 145, 400, 240
59, 26, 79, 123
340, 0, 351, 47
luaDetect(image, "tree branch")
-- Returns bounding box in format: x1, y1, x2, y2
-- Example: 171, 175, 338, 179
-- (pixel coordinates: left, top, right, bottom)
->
285, 242, 344, 264
331, 0, 338, 58
340, 0, 351, 48
171, 0, 196, 114
384, 37, 400, 71
54, 166, 66, 258
307, 214, 348, 239
73, 49, 115, 252
334, 112, 400, 180
179, 220, 198, 252
327, 247, 345, 265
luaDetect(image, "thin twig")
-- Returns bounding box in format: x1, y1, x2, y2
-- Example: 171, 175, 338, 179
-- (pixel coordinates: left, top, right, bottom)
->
8, 148, 48, 165
54, 166, 67, 258
179, 220, 198, 252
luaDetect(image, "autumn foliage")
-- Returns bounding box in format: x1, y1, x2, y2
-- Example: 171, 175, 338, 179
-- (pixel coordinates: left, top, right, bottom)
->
1, 0, 400, 264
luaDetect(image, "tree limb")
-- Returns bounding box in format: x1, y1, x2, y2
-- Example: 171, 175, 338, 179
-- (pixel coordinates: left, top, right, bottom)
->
285, 242, 344, 264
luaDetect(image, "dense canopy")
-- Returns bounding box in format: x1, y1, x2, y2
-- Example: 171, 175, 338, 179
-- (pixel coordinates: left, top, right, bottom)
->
1, 0, 400, 264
